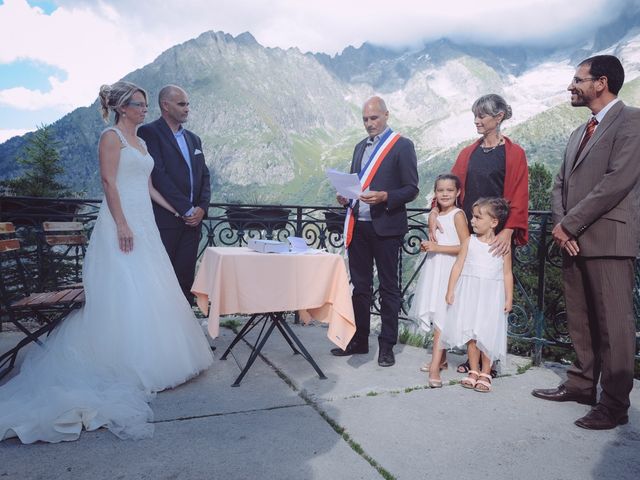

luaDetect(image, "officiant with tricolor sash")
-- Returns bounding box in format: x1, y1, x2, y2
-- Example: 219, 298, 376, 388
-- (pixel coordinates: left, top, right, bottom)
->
331, 96, 419, 367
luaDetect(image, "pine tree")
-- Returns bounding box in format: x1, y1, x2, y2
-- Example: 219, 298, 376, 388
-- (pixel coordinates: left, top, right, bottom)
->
528, 162, 553, 211
1, 124, 71, 197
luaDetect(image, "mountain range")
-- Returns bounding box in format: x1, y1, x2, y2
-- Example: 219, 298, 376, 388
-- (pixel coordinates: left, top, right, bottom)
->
2, 7, 640, 206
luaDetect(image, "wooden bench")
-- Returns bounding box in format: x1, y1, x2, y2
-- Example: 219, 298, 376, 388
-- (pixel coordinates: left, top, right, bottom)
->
0, 222, 85, 379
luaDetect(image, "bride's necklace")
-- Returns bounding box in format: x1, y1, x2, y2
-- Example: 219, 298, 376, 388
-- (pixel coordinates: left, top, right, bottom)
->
481, 136, 504, 154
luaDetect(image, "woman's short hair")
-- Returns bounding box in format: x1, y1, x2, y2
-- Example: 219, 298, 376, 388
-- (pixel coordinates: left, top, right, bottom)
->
99, 81, 148, 124
472, 197, 510, 232
471, 94, 512, 123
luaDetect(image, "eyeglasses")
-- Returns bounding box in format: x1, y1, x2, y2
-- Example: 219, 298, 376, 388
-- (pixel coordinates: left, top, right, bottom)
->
571, 76, 599, 85
127, 101, 148, 108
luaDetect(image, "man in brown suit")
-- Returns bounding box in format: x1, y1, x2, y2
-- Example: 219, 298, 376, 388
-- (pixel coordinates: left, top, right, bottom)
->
532, 55, 640, 429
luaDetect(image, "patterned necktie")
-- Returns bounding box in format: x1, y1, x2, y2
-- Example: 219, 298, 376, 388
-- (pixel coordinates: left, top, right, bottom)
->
576, 117, 598, 159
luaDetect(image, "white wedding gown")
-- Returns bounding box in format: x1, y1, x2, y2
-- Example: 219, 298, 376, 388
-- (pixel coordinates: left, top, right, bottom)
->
0, 127, 213, 443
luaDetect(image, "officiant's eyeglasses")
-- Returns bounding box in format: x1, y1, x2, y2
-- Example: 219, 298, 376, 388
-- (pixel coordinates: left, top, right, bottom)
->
127, 101, 148, 108
571, 76, 599, 85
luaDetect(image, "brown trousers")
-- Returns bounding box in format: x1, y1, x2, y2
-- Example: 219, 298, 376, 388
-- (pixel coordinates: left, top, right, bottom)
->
562, 256, 636, 413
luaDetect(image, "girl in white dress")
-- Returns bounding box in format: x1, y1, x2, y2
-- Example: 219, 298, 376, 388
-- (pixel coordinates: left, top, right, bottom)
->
409, 174, 469, 388
441, 197, 513, 393
0, 82, 213, 443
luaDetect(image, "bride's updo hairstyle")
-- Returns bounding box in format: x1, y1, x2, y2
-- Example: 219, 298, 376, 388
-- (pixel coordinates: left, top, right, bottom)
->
99, 81, 148, 124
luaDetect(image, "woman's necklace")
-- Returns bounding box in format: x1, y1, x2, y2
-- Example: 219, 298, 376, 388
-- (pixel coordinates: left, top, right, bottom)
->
480, 136, 504, 154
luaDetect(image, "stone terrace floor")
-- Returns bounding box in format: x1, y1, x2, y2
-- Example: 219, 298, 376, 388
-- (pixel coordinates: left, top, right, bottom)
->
1, 320, 639, 480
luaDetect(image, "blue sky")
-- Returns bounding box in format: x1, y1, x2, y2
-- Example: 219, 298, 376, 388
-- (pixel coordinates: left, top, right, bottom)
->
0, 0, 635, 142
0, 59, 66, 91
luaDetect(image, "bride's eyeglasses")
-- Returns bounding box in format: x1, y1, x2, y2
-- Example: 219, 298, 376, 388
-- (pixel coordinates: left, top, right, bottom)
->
127, 101, 148, 108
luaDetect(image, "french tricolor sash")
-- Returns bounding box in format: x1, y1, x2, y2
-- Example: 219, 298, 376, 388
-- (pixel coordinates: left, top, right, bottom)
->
343, 129, 402, 249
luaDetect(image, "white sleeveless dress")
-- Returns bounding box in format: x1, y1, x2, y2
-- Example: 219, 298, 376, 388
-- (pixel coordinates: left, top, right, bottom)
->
408, 208, 462, 332
439, 235, 508, 363
0, 127, 213, 443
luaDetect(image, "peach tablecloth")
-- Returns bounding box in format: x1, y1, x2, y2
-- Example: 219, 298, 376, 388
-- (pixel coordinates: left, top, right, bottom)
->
191, 247, 356, 350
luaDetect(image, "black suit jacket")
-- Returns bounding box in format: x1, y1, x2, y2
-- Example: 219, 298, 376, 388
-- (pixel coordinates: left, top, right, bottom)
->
138, 118, 211, 228
350, 134, 419, 236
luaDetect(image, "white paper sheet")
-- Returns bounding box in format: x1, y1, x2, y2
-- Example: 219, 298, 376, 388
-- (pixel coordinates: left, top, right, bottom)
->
288, 236, 308, 252
285, 236, 325, 255
326, 169, 362, 199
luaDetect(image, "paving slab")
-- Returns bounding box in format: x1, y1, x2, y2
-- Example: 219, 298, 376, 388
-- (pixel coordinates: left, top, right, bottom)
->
0, 405, 380, 480
320, 367, 640, 480
251, 321, 530, 401
2, 320, 640, 480
152, 328, 305, 422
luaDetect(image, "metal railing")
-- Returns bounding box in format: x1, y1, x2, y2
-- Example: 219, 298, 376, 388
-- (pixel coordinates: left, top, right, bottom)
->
2, 195, 639, 364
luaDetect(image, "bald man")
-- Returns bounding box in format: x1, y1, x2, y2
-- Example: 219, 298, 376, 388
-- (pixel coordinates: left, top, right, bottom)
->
138, 85, 211, 304
332, 96, 419, 366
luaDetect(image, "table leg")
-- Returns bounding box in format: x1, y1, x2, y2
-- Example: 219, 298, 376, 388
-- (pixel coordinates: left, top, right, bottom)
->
232, 317, 278, 387
220, 314, 261, 360
273, 313, 301, 355
224, 312, 327, 386
276, 316, 327, 380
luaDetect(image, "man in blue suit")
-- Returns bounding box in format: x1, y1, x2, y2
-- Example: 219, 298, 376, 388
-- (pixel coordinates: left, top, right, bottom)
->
332, 96, 419, 366
138, 85, 211, 304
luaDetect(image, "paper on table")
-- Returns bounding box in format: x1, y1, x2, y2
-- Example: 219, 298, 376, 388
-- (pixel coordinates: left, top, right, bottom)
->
288, 236, 308, 252
286, 236, 325, 255
326, 169, 362, 199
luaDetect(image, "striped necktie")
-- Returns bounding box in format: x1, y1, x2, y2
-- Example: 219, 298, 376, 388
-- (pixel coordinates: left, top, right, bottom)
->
576, 117, 598, 159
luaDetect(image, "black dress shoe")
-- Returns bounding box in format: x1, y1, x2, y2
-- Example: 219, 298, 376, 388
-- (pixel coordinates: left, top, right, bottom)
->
575, 404, 629, 430
331, 342, 368, 356
378, 349, 395, 367
531, 385, 596, 405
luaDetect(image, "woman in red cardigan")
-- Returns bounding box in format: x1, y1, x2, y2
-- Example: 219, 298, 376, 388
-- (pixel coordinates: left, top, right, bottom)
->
428, 93, 529, 374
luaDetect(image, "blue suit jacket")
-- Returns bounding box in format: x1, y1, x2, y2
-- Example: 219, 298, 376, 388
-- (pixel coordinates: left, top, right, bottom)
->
138, 118, 211, 229
350, 134, 419, 236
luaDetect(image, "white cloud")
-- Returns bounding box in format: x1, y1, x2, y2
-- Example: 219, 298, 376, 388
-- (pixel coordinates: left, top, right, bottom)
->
58, 0, 629, 52
0, 0, 636, 130
0, 0, 154, 112
0, 128, 31, 143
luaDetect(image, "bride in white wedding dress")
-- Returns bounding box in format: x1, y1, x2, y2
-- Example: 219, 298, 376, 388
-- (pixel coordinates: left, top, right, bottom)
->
0, 82, 213, 443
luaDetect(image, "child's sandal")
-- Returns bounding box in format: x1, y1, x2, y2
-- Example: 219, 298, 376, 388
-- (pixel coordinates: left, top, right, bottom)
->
419, 361, 448, 372
461, 370, 479, 389
474, 373, 492, 393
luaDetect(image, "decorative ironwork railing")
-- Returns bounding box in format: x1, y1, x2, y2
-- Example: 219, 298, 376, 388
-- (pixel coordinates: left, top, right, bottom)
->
2, 195, 639, 364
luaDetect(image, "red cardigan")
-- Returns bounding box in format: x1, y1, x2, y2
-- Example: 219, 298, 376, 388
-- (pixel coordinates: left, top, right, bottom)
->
451, 136, 529, 245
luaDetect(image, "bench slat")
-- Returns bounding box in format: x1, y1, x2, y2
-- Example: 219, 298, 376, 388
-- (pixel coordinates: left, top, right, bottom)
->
43, 222, 84, 232
0, 238, 20, 252
11, 288, 84, 307
44, 234, 87, 246
0, 222, 16, 234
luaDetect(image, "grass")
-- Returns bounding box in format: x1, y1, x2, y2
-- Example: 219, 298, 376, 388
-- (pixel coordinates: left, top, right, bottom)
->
517, 361, 533, 375
404, 386, 426, 393
219, 318, 243, 333
398, 326, 428, 348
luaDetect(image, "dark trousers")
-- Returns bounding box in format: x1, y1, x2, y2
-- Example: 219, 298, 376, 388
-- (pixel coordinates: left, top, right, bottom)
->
348, 221, 403, 348
562, 255, 636, 413
158, 225, 200, 303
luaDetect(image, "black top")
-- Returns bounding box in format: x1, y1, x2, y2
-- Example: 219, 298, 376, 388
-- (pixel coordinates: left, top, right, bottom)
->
462, 144, 506, 222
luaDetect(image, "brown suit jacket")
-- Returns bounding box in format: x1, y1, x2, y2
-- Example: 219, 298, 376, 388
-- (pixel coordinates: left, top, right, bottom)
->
552, 101, 640, 257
